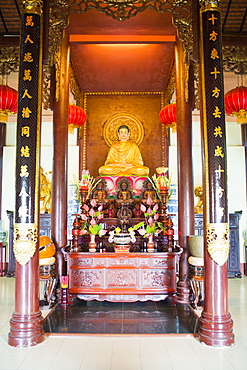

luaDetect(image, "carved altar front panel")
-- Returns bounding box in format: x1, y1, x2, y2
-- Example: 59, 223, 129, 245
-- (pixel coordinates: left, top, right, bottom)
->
67, 251, 181, 302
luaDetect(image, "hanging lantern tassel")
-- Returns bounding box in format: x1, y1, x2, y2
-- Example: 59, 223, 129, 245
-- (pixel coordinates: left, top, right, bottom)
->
159, 102, 176, 132
224, 86, 247, 125
68, 104, 87, 134
0, 85, 18, 123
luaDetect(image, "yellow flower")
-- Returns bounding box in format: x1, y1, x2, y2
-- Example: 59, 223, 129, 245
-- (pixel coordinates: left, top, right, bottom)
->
115, 227, 121, 234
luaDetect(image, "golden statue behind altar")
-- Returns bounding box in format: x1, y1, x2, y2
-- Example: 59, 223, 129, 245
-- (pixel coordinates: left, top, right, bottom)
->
194, 186, 203, 214
99, 124, 149, 177
40, 167, 52, 213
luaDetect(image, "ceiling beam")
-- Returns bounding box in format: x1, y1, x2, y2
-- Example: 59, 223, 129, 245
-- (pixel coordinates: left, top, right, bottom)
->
0, 36, 19, 46
223, 34, 247, 46
69, 35, 176, 44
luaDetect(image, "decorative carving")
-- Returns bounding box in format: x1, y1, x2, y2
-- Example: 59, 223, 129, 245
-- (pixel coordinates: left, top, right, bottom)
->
206, 223, 230, 266
43, 64, 51, 110
139, 258, 150, 266
69, 0, 192, 47
0, 47, 19, 76
72, 270, 101, 286
22, 0, 43, 15
69, 63, 83, 104
103, 112, 144, 147
143, 270, 172, 287
55, 51, 61, 102
107, 270, 136, 287
193, 63, 200, 110
72, 258, 92, 266
13, 223, 38, 266
223, 46, 247, 76
163, 63, 176, 106
153, 258, 169, 267
109, 258, 136, 266
45, 0, 69, 104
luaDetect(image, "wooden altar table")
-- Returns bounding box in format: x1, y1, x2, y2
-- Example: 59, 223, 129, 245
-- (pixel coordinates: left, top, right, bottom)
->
64, 247, 182, 303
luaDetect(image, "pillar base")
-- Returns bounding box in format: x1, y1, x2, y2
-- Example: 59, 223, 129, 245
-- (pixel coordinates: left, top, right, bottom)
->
8, 311, 44, 347
176, 280, 191, 304
199, 311, 235, 347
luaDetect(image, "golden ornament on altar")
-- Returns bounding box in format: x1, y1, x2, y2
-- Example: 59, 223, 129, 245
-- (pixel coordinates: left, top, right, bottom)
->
155, 167, 169, 188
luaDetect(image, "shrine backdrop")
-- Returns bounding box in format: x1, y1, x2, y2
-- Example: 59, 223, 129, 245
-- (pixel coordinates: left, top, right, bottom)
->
83, 92, 165, 178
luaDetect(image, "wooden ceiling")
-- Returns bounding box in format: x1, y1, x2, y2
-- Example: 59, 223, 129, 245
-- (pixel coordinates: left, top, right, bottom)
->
0, 1, 247, 93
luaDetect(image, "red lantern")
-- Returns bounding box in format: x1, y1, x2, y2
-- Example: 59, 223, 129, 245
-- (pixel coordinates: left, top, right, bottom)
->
159, 102, 176, 131
68, 104, 87, 133
224, 86, 247, 124
0, 84, 18, 123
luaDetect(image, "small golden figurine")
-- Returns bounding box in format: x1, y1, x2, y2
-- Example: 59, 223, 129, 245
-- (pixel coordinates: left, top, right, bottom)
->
40, 167, 52, 213
194, 186, 203, 214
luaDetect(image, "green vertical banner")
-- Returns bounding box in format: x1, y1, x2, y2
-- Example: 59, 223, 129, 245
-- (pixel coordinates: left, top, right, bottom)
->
14, 1, 43, 266
200, 2, 230, 266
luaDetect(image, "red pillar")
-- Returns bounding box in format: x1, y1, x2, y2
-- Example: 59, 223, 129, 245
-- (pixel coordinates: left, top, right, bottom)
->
52, 32, 70, 277
198, 0, 234, 347
175, 38, 194, 303
8, 1, 44, 347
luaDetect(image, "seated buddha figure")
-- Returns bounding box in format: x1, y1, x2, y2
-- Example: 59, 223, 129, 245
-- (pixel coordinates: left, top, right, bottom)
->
116, 179, 133, 203
141, 179, 158, 203
91, 180, 108, 202
99, 124, 149, 177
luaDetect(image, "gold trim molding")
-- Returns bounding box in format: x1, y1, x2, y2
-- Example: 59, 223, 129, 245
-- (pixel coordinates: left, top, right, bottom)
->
14, 223, 38, 266
206, 222, 230, 266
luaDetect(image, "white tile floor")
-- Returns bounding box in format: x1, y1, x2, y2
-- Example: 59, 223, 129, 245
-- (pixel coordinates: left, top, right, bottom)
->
1, 276, 247, 369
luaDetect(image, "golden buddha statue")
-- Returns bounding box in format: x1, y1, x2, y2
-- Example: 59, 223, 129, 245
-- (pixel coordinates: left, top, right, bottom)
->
99, 124, 149, 177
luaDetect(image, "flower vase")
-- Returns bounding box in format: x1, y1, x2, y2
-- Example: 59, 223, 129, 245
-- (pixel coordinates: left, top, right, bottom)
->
89, 233, 97, 253
147, 234, 155, 253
